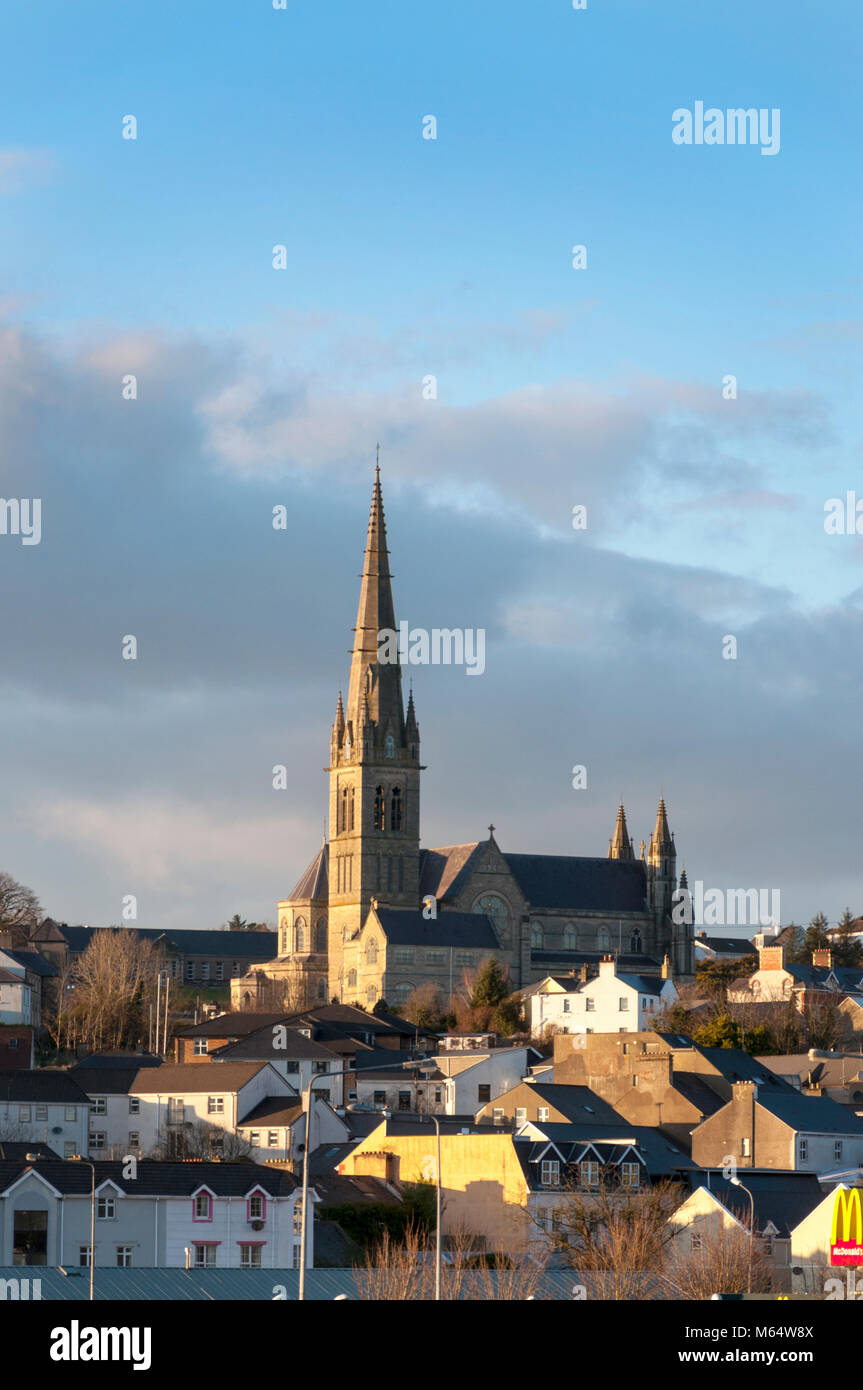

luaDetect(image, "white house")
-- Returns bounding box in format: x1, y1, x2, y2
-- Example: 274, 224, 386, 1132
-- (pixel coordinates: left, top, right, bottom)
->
74, 1061, 298, 1158
529, 958, 678, 1037
237, 1093, 350, 1163
0, 1071, 90, 1159
350, 1045, 540, 1116
0, 1156, 310, 1269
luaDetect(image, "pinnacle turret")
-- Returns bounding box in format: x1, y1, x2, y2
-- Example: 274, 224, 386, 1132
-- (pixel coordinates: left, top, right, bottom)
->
608, 801, 635, 861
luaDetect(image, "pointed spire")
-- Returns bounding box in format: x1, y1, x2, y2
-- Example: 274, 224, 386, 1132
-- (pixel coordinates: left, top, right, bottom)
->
609, 801, 634, 861
651, 795, 674, 855
345, 463, 405, 740
334, 690, 345, 738
679, 865, 688, 890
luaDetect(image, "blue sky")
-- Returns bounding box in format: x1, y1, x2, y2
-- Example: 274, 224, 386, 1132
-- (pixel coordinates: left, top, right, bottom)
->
0, 1, 861, 932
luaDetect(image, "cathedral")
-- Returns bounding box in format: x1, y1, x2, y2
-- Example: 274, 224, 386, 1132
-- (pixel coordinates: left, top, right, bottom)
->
237, 468, 694, 1013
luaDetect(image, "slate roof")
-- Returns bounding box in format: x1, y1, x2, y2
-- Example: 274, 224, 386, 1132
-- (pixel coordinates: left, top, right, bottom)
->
280, 1004, 417, 1037
174, 1012, 290, 1040
753, 1090, 863, 1135
517, 1084, 624, 1125
671, 1072, 727, 1117
68, 1066, 160, 1096
0, 948, 56, 978
288, 843, 329, 902
514, 1122, 696, 1180
614, 973, 669, 996
694, 936, 756, 956
0, 1158, 298, 1196
129, 1062, 274, 1094
66, 1051, 163, 1069
418, 843, 482, 901
0, 1141, 56, 1160
34, 925, 276, 959
504, 854, 647, 912
211, 1027, 340, 1063
532, 951, 662, 972
684, 1170, 824, 1235
237, 1098, 304, 1128
0, 1070, 89, 1104
371, 907, 498, 950
0, 968, 21, 985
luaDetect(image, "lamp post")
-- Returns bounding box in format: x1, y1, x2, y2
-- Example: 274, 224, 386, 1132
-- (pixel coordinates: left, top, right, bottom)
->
297, 1059, 424, 1300
730, 1175, 755, 1293
71, 1156, 96, 1301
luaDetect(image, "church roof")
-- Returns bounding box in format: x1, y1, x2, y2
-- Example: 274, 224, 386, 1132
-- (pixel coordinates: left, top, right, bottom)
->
419, 844, 482, 900
371, 908, 499, 949
503, 853, 647, 912
288, 843, 329, 902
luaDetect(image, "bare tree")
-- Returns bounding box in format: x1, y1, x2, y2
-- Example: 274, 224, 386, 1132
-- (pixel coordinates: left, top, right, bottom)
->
356, 1222, 549, 1301
661, 1219, 775, 1298
66, 929, 165, 1053
149, 1119, 254, 1162
0, 873, 42, 946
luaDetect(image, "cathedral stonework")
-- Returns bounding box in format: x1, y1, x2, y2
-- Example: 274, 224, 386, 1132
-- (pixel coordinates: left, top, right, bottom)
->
258, 467, 695, 1013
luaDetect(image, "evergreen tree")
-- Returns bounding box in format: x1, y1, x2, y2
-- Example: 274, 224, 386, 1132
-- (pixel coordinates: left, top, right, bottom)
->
692, 1014, 742, 1050
470, 958, 509, 1009
833, 907, 863, 969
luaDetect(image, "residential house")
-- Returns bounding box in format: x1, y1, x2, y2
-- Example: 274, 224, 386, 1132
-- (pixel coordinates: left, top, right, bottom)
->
693, 933, 756, 964
0, 1157, 309, 1269
0, 936, 56, 1028
475, 1079, 624, 1128
172, 1012, 293, 1064
0, 1071, 90, 1158
690, 1079, 863, 1172
666, 1169, 823, 1289
757, 1050, 863, 1113
208, 1025, 343, 1106
529, 956, 678, 1038
728, 943, 863, 1011
351, 1043, 541, 1116
236, 1094, 350, 1164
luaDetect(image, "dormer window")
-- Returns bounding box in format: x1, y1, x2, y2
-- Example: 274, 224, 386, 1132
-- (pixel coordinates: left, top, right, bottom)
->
193, 1192, 212, 1221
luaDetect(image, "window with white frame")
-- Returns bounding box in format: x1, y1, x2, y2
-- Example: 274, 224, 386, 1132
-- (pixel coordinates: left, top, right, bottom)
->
128, 1097, 140, 1114
249, 1131, 260, 1146
579, 1161, 600, 1189
201, 962, 210, 980
515, 1107, 526, 1124
799, 1138, 808, 1161
193, 1244, 216, 1267
541, 1159, 560, 1187
186, 961, 196, 980
79, 1246, 92, 1267
128, 1132, 140, 1149
194, 1192, 211, 1219
65, 1106, 77, 1121
215, 962, 224, 981
492, 1108, 504, 1125
96, 1195, 115, 1219
35, 1104, 48, 1121
193, 1039, 208, 1056
207, 1096, 224, 1115
835, 1141, 843, 1162
538, 1107, 550, 1122
585, 998, 595, 1012
620, 1162, 640, 1188
619, 997, 629, 1011
90, 1132, 106, 1150
562, 999, 570, 1012
90, 1097, 107, 1115
18, 1105, 30, 1122
116, 1246, 133, 1267
267, 1131, 279, 1147
741, 1137, 751, 1157
249, 1193, 264, 1220
64, 1142, 76, 1158
240, 1244, 262, 1268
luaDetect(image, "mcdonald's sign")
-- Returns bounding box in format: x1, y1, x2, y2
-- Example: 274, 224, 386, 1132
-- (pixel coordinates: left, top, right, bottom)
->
830, 1187, 863, 1266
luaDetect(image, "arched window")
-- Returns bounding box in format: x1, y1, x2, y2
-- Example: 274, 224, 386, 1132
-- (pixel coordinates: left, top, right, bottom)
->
317, 977, 326, 999
564, 924, 577, 950
385, 734, 395, 759
386, 856, 393, 892
348, 787, 355, 831
374, 786, 385, 831
630, 929, 642, 954
315, 919, 327, 953
347, 969, 357, 989
366, 984, 377, 1004
340, 787, 349, 833
295, 917, 306, 952
366, 938, 378, 965
531, 923, 543, 949
597, 926, 610, 951
390, 786, 402, 832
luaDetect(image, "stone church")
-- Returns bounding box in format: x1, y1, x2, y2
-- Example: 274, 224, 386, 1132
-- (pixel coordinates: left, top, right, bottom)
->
237, 468, 694, 1013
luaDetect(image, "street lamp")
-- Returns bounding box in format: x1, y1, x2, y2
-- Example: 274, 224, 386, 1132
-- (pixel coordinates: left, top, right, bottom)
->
730, 1175, 755, 1293
297, 1059, 444, 1301
71, 1155, 96, 1302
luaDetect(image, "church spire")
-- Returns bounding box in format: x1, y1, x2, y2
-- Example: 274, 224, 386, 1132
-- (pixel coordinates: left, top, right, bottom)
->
345, 464, 405, 742
608, 801, 634, 861
651, 795, 675, 857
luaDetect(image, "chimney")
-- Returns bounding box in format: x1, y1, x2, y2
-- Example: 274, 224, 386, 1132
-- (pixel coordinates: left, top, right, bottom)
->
759, 944, 785, 972
579, 963, 589, 983
812, 948, 833, 970
0, 931, 14, 950
598, 956, 616, 978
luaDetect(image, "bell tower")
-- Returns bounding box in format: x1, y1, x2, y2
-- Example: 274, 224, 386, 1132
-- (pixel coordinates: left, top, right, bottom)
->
327, 463, 422, 999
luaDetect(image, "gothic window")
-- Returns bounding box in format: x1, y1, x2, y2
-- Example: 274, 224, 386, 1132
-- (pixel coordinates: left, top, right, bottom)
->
398, 856, 404, 892
531, 922, 543, 949
390, 786, 402, 831
317, 978, 326, 999
385, 734, 395, 759
315, 919, 327, 953
597, 926, 610, 951
366, 938, 378, 965
374, 786, 385, 831
564, 924, 577, 950
295, 917, 306, 952
343, 733, 352, 760
630, 930, 642, 954
347, 969, 357, 989
473, 895, 510, 944
386, 856, 393, 892
366, 985, 377, 1004
348, 787, 354, 831
341, 787, 349, 833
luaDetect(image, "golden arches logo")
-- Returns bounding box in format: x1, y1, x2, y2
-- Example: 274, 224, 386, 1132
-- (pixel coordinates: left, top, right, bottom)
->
831, 1188, 863, 1245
